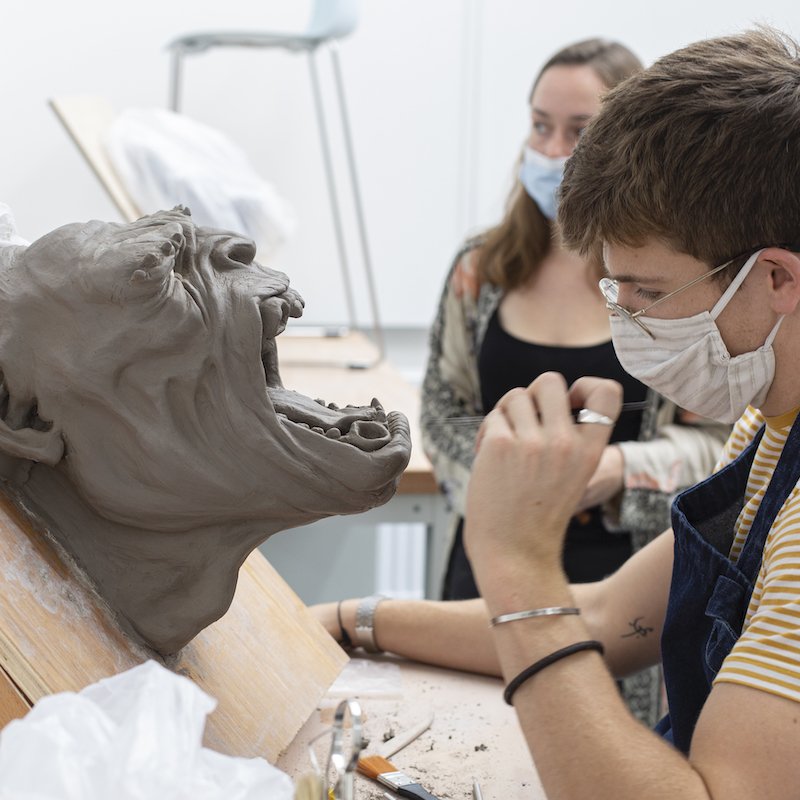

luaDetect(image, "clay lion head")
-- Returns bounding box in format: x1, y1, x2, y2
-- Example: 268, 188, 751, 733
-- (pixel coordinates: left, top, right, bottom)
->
0, 208, 411, 652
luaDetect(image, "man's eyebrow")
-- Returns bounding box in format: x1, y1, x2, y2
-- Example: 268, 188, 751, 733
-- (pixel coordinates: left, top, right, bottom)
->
609, 273, 669, 285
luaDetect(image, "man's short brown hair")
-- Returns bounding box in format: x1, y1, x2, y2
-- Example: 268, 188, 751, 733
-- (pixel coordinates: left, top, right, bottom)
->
559, 28, 800, 272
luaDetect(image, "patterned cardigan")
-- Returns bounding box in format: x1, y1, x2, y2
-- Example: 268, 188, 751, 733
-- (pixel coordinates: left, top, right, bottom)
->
421, 242, 730, 551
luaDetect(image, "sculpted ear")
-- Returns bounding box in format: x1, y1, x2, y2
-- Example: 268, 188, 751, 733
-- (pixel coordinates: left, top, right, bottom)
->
0, 421, 64, 466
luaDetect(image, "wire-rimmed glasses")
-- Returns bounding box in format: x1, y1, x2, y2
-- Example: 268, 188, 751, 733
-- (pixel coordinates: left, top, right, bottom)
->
598, 259, 732, 339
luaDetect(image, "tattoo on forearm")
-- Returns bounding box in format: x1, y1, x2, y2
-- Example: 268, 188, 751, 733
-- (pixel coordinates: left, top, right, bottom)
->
621, 616, 654, 639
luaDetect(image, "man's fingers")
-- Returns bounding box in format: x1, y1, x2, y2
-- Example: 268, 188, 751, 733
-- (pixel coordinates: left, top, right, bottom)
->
475, 406, 512, 453
568, 377, 623, 448
568, 377, 623, 418
529, 372, 572, 428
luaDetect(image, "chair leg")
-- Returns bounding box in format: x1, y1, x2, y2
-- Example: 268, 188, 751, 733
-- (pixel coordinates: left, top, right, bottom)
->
307, 48, 359, 332
169, 50, 184, 112
329, 43, 385, 363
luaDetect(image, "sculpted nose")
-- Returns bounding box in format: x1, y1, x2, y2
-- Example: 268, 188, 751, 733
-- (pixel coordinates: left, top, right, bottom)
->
211, 237, 257, 270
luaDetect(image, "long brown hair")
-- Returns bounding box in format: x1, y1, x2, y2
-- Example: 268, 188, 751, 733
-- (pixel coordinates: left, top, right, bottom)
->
477, 38, 642, 290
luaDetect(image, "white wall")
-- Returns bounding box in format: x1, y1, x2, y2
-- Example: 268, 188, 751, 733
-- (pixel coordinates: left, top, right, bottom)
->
2, 1, 799, 327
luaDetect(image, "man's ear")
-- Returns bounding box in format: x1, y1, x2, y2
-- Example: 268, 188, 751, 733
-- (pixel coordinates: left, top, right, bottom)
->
762, 248, 800, 315
0, 420, 64, 466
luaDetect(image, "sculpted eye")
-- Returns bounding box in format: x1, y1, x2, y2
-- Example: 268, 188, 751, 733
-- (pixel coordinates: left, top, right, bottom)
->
212, 239, 257, 272
227, 241, 256, 268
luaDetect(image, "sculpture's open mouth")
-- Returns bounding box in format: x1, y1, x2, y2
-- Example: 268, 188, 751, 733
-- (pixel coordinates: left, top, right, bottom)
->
258, 295, 395, 453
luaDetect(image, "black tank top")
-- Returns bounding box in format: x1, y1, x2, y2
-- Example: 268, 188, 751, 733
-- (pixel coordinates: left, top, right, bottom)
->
478, 308, 647, 443
443, 308, 651, 597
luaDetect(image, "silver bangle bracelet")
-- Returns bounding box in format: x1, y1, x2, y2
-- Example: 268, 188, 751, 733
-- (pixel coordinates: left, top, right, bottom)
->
489, 606, 580, 627
354, 594, 387, 652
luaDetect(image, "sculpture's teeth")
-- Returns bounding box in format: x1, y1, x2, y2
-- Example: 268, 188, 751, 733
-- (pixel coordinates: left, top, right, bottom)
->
312, 426, 324, 434
298, 422, 310, 429
314, 398, 326, 406
327, 402, 339, 411
326, 427, 342, 439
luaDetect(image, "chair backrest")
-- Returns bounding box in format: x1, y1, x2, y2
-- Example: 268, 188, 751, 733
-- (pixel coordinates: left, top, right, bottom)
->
304, 0, 359, 41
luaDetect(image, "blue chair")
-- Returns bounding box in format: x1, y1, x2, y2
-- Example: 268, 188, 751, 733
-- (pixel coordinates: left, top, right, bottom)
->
166, 0, 384, 364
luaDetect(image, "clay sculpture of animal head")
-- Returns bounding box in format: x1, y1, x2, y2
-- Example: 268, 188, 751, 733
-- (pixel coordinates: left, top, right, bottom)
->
0, 208, 411, 653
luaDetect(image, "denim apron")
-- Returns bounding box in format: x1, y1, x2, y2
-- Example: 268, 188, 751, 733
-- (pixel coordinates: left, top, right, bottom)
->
655, 415, 800, 753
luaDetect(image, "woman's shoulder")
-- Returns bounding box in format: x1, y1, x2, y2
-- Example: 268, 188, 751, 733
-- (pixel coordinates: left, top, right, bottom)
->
450, 237, 487, 301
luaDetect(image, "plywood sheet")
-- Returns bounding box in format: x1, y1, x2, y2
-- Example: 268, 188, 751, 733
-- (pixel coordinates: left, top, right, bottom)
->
0, 490, 347, 760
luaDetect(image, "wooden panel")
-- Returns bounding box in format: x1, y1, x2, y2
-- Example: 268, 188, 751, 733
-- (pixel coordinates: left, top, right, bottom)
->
0, 664, 31, 728
0, 491, 347, 760
49, 96, 141, 223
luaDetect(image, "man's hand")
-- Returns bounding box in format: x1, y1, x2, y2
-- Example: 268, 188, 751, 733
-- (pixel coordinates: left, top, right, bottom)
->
464, 372, 622, 592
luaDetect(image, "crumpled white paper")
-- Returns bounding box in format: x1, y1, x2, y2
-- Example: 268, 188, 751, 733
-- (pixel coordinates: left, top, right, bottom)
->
0, 660, 294, 800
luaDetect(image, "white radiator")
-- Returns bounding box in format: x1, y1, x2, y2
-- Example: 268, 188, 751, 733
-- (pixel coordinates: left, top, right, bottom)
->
375, 523, 427, 599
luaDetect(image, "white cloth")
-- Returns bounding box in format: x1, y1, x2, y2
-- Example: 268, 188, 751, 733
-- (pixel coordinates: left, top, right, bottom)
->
0, 202, 29, 247
105, 109, 296, 258
0, 660, 294, 800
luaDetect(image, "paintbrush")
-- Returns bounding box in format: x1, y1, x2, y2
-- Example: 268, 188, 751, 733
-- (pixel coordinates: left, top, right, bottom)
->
357, 754, 442, 800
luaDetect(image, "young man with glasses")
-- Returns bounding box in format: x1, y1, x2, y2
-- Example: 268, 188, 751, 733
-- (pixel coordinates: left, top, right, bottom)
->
317, 27, 800, 799
468, 26, 800, 799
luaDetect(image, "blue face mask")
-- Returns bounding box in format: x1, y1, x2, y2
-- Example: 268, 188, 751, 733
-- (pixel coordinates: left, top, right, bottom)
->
518, 146, 568, 220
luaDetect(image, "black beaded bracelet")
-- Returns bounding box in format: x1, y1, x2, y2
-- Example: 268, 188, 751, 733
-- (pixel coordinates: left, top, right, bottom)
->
503, 640, 605, 706
336, 600, 353, 648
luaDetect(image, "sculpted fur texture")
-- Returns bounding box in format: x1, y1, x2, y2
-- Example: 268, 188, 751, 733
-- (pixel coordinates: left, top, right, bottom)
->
0, 208, 411, 653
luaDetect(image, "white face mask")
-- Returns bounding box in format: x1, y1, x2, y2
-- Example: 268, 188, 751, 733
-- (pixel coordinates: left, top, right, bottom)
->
609, 250, 784, 424
518, 146, 568, 220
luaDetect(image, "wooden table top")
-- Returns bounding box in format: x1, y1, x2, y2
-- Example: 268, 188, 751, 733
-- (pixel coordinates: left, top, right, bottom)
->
278, 333, 437, 495
276, 655, 546, 799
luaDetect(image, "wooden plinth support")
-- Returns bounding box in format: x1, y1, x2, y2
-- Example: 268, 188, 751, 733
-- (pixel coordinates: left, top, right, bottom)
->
0, 491, 347, 760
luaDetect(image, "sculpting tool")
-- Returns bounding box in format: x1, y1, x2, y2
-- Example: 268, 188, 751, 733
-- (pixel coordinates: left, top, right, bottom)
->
378, 713, 435, 759
472, 781, 484, 800
432, 400, 650, 429
357, 754, 442, 800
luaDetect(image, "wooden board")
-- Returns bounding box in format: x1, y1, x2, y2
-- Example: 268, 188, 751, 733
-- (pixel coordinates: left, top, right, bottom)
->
0, 491, 347, 760
49, 96, 141, 223
277, 657, 546, 799
0, 665, 30, 728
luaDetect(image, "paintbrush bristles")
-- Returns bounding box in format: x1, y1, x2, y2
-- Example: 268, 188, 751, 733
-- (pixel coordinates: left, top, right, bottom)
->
356, 754, 396, 779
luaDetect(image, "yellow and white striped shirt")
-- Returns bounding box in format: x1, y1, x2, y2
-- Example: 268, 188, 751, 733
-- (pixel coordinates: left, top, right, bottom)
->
714, 405, 800, 702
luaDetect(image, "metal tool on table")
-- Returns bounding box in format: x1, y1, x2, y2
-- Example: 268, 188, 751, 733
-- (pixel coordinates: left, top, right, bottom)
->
377, 713, 435, 759
304, 698, 365, 800
328, 698, 364, 800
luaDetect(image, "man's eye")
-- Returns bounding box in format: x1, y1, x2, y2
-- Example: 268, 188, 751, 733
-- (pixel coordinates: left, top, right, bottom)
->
635, 288, 662, 301
532, 121, 550, 136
